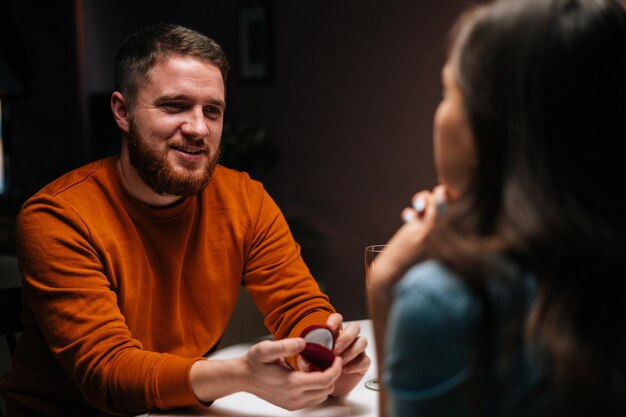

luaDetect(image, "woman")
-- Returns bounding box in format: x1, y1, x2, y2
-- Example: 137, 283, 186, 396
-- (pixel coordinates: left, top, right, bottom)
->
368, 0, 626, 416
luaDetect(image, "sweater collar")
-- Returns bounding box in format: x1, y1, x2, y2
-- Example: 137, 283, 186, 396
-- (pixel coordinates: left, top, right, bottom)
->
105, 157, 195, 221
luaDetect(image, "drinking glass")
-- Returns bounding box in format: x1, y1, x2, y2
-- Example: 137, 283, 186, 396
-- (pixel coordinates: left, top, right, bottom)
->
365, 244, 386, 289
363, 244, 387, 391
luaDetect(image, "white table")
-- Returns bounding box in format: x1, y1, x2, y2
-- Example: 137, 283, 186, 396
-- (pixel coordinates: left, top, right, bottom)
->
146, 319, 378, 417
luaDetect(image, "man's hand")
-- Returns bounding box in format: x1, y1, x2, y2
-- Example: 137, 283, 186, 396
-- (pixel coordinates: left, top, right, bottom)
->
191, 337, 343, 410
242, 337, 344, 410
297, 313, 371, 397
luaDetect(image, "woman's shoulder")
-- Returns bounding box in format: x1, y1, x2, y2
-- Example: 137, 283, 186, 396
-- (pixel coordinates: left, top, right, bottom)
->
384, 260, 477, 401
399, 259, 466, 289
387, 259, 481, 366
385, 258, 539, 405
394, 260, 480, 327
395, 258, 536, 322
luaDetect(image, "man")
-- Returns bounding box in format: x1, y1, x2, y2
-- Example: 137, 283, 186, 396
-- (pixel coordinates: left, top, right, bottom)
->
0, 24, 369, 416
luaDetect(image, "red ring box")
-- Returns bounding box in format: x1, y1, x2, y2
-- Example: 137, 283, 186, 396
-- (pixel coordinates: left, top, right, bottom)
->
299, 325, 337, 371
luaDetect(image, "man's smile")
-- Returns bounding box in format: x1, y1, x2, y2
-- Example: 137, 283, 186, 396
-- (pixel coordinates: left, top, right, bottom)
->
170, 144, 207, 155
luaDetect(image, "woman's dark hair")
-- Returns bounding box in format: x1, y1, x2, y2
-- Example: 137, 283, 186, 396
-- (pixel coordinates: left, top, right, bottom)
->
425, 0, 626, 415
114, 23, 230, 106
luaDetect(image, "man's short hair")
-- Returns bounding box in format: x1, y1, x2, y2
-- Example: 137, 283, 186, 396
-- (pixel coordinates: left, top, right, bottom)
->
114, 23, 230, 105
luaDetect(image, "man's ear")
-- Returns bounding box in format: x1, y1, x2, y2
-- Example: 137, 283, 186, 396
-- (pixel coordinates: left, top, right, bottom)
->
111, 91, 130, 133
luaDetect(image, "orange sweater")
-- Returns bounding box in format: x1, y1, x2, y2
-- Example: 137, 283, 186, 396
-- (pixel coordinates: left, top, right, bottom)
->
1, 157, 334, 416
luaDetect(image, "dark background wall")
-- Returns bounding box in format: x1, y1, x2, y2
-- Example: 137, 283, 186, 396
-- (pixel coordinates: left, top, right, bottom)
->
1, 0, 468, 320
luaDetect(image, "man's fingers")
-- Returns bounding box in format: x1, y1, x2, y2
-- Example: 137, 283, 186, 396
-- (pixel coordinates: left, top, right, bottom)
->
325, 313, 343, 332
286, 364, 342, 410
341, 351, 371, 374
251, 338, 305, 363
333, 321, 361, 354
296, 355, 313, 372
290, 356, 342, 384
338, 335, 368, 365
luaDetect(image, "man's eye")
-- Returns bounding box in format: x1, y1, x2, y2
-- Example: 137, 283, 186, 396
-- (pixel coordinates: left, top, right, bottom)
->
204, 107, 222, 118
163, 102, 186, 111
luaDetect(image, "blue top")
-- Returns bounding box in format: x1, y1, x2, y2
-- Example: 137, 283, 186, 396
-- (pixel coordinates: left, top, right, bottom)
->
384, 260, 548, 417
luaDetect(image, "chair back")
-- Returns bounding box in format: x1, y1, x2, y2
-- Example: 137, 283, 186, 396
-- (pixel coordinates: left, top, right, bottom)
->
0, 254, 22, 356
0, 286, 22, 355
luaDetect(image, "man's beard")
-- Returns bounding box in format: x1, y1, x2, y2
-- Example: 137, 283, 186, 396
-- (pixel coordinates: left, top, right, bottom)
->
126, 120, 220, 197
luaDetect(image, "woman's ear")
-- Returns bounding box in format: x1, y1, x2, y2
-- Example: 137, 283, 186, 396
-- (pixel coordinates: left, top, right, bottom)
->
111, 91, 130, 133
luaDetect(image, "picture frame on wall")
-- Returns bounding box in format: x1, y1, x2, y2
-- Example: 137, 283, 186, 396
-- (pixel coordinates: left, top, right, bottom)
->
238, 2, 272, 82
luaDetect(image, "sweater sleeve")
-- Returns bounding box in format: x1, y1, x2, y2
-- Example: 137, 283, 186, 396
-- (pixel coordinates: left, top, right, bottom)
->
240, 181, 335, 342
16, 195, 205, 415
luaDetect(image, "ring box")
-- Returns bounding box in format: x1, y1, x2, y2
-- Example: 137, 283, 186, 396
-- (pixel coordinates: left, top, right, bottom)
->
299, 325, 337, 371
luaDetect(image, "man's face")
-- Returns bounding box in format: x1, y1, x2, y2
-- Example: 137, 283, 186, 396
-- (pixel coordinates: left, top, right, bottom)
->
126, 54, 226, 196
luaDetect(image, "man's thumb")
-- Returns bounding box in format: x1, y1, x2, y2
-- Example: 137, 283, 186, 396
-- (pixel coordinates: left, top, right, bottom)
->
252, 338, 306, 363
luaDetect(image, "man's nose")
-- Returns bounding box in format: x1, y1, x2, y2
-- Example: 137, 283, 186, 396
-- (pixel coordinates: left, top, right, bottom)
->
181, 108, 209, 138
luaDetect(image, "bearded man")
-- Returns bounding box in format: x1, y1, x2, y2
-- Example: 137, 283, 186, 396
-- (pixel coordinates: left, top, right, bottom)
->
0, 23, 369, 417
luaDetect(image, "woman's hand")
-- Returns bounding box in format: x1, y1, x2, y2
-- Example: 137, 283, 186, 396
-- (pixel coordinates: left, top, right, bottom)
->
368, 184, 446, 292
